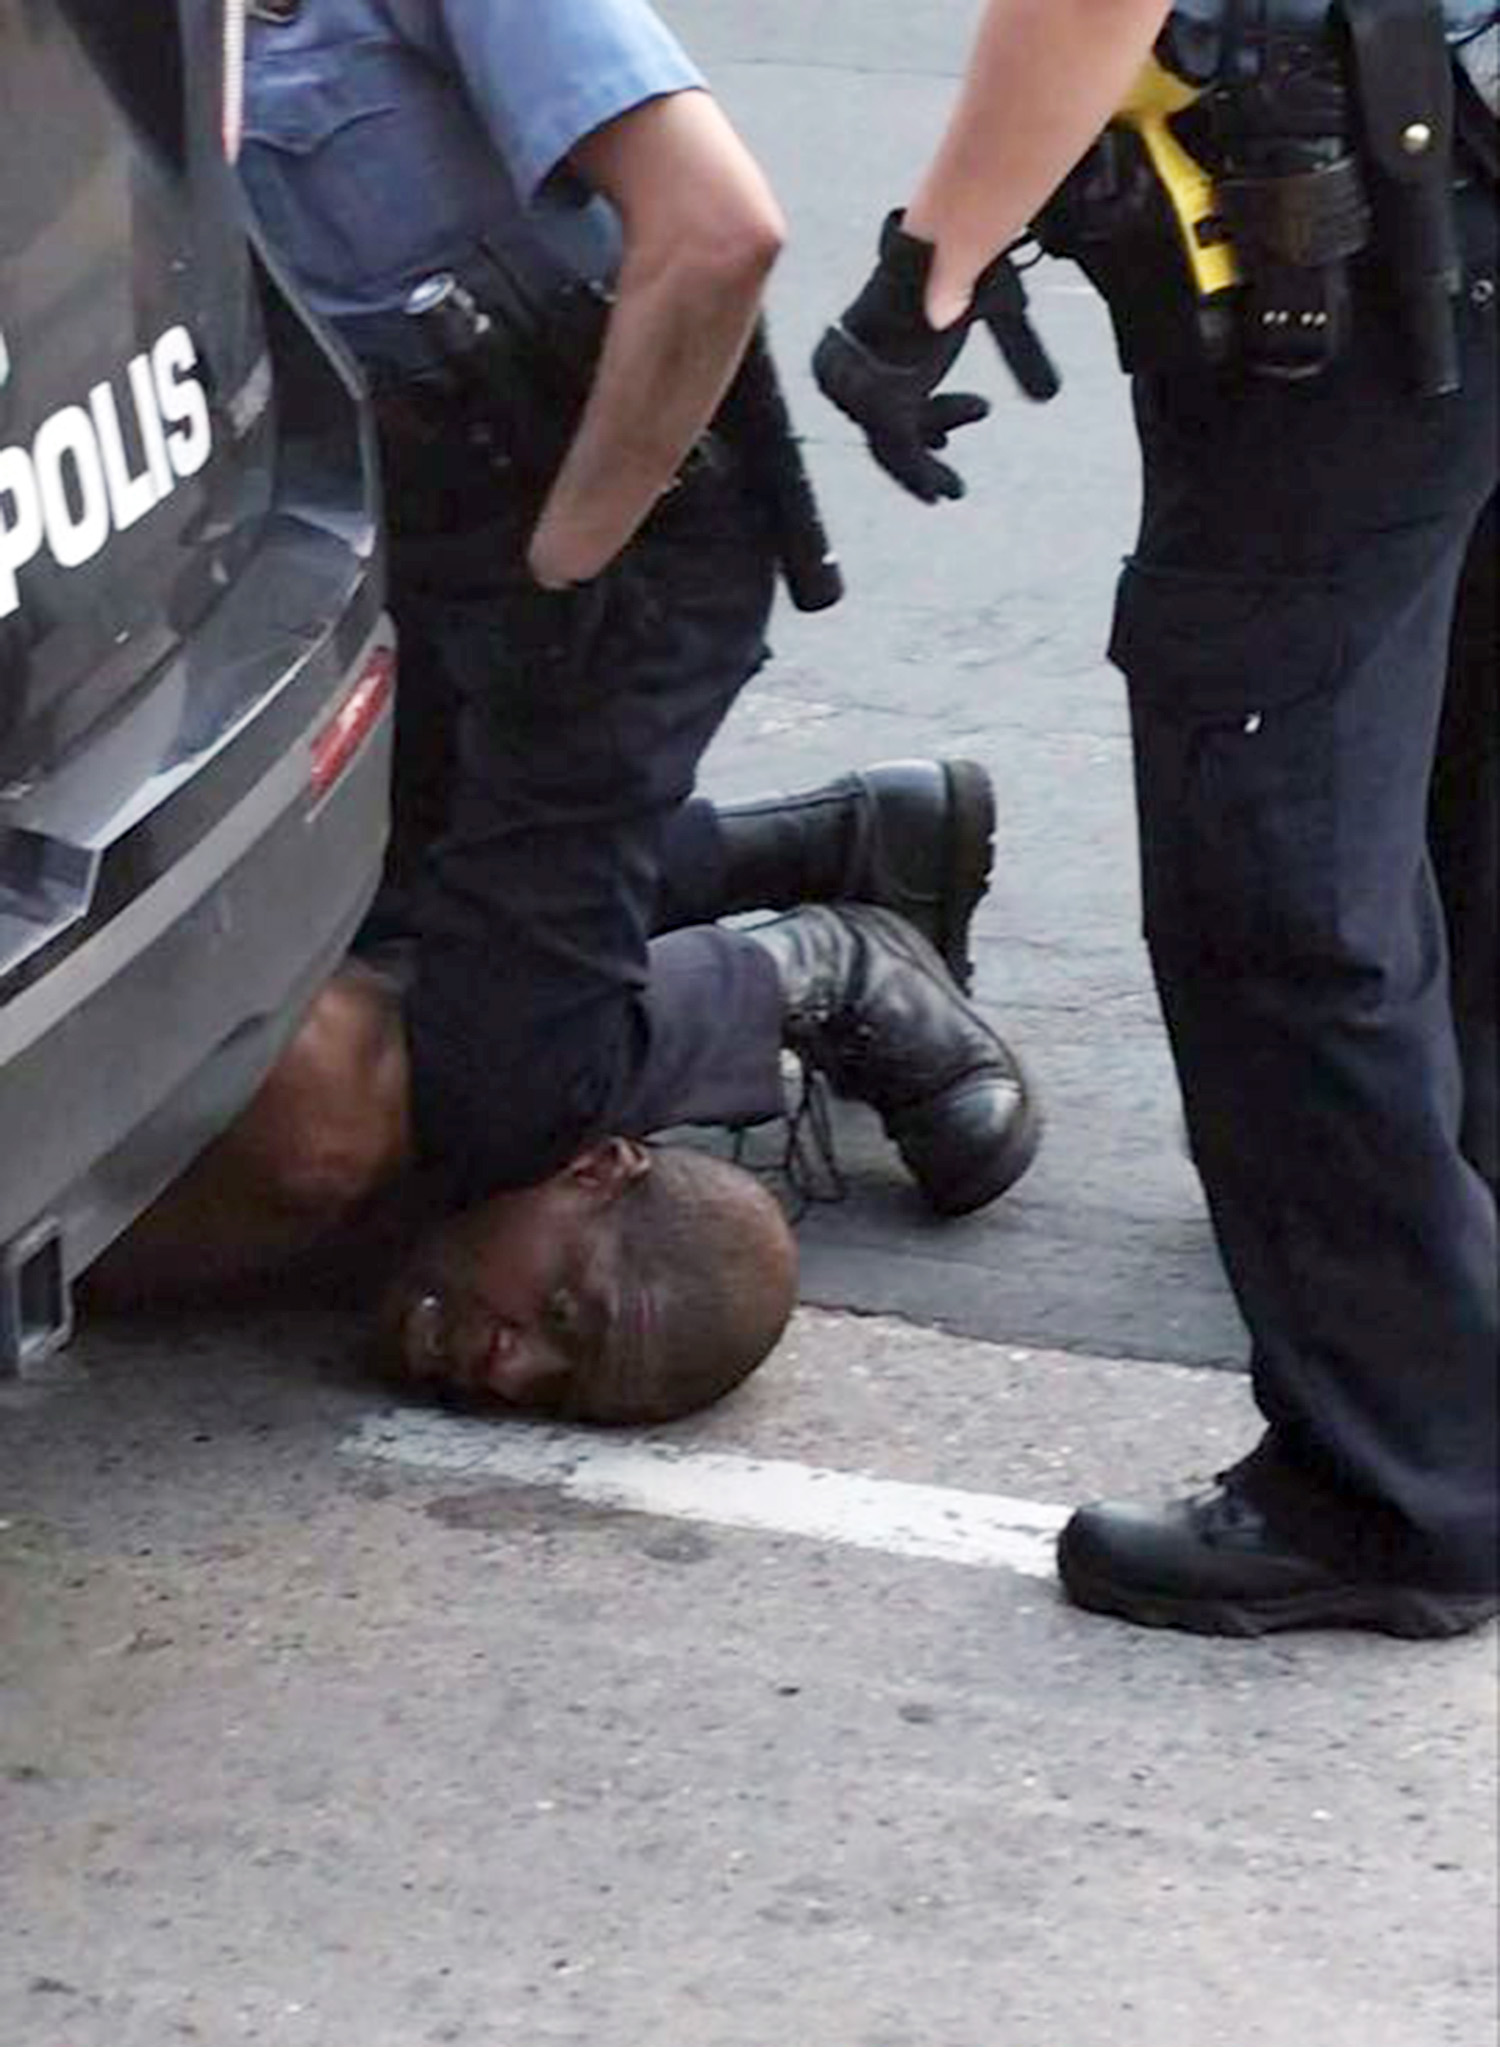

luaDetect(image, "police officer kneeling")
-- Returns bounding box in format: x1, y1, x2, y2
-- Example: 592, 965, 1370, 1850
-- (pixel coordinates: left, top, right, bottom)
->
817, 0, 1498, 1636
202, 0, 1043, 1413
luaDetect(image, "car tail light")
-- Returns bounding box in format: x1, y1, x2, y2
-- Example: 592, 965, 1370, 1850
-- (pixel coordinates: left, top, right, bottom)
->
222, 0, 247, 162
310, 645, 394, 800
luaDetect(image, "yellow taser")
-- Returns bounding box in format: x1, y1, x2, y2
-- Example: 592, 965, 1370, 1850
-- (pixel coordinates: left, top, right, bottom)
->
1116, 54, 1242, 298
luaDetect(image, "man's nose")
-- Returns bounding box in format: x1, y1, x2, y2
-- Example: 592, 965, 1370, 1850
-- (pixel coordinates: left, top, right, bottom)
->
399, 1289, 524, 1394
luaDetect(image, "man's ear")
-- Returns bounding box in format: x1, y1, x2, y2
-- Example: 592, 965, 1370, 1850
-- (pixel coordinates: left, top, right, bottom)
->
562, 1136, 652, 1205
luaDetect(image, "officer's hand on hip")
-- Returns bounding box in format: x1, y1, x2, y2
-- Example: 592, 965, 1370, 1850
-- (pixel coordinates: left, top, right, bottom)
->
813, 212, 991, 504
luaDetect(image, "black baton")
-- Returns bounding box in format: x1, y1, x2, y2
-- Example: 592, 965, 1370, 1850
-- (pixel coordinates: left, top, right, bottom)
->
722, 324, 846, 613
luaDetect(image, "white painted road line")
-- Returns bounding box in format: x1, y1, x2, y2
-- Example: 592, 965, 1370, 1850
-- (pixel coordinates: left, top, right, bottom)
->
347, 1414, 1070, 1581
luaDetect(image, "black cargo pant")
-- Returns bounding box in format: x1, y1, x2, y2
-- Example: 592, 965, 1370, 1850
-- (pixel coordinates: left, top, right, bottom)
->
1113, 184, 1498, 1582
373, 459, 788, 1200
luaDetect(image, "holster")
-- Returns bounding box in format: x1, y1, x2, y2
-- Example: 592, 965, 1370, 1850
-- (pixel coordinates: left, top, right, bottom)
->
1211, 32, 1373, 380
1039, 6, 1472, 394
396, 249, 842, 611
1342, 0, 1465, 394
1035, 128, 1230, 374
359, 232, 609, 538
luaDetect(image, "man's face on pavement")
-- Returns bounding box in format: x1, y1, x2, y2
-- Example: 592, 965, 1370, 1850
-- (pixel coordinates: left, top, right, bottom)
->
383, 1138, 652, 1408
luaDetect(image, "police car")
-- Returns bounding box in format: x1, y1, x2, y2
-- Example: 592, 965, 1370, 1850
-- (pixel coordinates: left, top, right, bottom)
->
0, 0, 392, 1367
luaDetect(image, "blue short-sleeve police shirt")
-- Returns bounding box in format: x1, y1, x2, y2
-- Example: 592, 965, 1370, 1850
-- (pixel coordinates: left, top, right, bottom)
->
241, 0, 704, 317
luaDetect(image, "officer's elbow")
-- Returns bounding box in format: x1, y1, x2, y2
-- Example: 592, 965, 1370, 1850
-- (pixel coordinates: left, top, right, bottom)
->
594, 92, 785, 297
679, 191, 785, 301
724, 191, 787, 281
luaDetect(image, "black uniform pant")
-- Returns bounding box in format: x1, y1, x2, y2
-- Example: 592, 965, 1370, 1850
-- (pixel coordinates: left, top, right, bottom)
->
372, 461, 787, 1200
1114, 186, 1498, 1582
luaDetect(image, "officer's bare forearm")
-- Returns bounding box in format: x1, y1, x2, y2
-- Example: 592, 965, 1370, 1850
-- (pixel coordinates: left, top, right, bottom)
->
527, 89, 783, 588
904, 0, 1172, 327
528, 242, 773, 585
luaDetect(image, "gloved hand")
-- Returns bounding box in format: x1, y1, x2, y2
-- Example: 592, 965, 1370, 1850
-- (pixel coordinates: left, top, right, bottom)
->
813, 211, 1059, 504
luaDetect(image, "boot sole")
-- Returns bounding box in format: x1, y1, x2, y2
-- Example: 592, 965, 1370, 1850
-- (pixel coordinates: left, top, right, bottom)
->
1058, 1539, 1499, 1640
935, 759, 996, 995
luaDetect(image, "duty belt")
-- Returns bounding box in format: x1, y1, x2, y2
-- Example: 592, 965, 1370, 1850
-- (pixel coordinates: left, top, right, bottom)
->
1034, 0, 1481, 392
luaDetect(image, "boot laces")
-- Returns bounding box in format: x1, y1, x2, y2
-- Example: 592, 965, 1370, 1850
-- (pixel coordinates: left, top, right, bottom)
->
731, 1054, 847, 1221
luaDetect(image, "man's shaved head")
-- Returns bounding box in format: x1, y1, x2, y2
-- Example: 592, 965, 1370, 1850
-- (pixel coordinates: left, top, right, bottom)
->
566, 1147, 798, 1424
384, 1143, 798, 1425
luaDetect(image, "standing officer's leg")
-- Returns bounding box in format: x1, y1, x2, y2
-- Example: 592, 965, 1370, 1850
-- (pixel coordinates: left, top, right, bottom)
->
1062, 192, 1499, 1632
1429, 495, 1497, 1195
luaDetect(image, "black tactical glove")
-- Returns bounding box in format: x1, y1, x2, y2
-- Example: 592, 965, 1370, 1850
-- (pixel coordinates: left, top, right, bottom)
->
813, 211, 1059, 504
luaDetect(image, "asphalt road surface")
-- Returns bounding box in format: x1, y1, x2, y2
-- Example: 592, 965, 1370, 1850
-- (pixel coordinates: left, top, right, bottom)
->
2, 7, 1495, 2045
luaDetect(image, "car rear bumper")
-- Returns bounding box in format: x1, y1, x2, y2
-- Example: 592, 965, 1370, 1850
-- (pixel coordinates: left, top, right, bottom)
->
0, 614, 393, 1371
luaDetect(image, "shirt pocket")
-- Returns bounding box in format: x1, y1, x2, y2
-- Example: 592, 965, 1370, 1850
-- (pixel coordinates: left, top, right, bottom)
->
241, 44, 412, 298
1109, 560, 1348, 970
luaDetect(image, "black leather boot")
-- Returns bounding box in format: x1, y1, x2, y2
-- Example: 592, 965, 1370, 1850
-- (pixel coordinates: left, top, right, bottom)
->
747, 903, 1039, 1216
1058, 1470, 1500, 1639
713, 759, 995, 991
